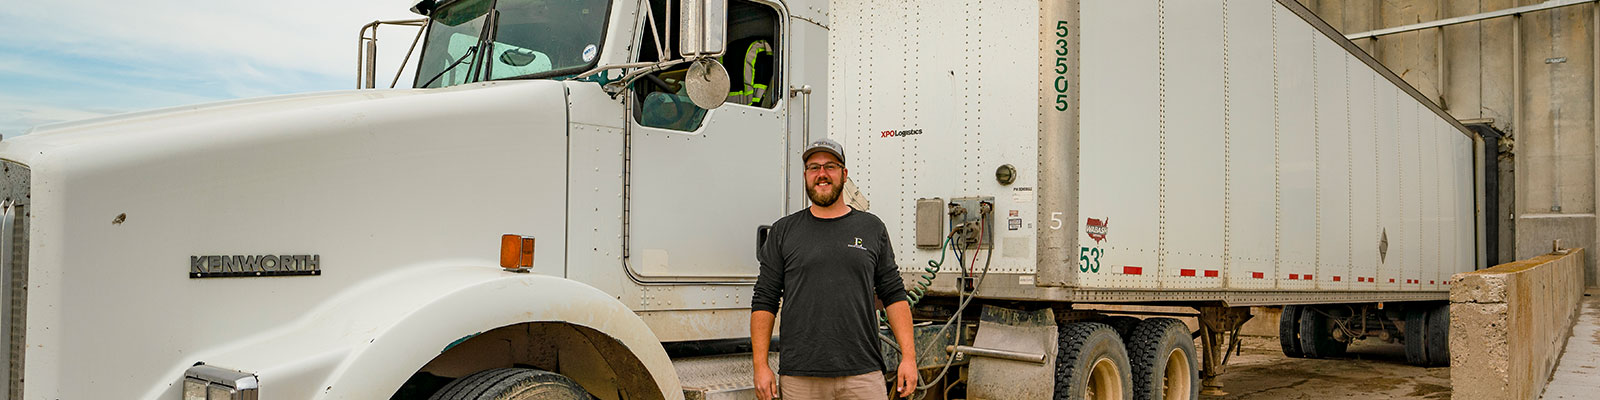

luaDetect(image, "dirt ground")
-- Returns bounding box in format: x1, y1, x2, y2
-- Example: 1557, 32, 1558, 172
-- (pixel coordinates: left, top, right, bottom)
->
1201, 336, 1451, 400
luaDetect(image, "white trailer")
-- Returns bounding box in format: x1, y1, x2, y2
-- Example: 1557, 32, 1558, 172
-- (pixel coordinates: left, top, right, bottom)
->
0, 0, 1480, 399
834, 0, 1481, 398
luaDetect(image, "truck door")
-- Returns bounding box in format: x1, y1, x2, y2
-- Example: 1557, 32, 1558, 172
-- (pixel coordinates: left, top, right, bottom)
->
624, 0, 786, 281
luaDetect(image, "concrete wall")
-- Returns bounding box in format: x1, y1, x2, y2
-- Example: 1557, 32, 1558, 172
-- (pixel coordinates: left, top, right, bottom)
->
1238, 306, 1282, 337
1449, 248, 1586, 400
1302, 0, 1600, 286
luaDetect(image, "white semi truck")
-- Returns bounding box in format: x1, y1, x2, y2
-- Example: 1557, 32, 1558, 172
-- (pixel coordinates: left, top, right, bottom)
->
0, 0, 1484, 399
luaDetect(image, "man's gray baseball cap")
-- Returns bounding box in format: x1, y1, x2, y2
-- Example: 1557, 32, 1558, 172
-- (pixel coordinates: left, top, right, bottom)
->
802, 138, 845, 164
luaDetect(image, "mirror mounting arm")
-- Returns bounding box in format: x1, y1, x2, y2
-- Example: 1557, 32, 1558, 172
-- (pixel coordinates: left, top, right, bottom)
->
573, 59, 690, 98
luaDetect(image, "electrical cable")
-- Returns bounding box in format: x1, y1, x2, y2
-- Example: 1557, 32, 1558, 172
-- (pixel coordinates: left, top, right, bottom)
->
905, 236, 955, 305
881, 228, 960, 326
906, 204, 995, 393
875, 203, 996, 396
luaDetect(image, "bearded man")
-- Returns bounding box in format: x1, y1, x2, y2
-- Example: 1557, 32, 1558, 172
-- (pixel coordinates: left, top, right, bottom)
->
750, 138, 918, 399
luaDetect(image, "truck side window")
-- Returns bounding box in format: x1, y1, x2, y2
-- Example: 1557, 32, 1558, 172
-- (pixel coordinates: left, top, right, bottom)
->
723, 0, 779, 108
633, 0, 780, 131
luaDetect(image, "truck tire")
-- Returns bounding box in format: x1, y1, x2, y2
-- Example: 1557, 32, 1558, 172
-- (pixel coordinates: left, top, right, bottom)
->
1125, 318, 1199, 400
1425, 304, 1451, 367
1297, 306, 1347, 358
1102, 316, 1141, 339
1054, 322, 1133, 400
1279, 305, 1304, 358
428, 368, 593, 400
1404, 308, 1428, 366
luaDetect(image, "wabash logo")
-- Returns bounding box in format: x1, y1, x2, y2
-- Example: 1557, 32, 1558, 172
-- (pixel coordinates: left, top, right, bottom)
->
1086, 218, 1109, 243
879, 129, 923, 138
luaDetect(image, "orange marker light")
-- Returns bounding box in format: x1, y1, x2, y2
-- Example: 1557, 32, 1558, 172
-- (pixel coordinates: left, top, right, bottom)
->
500, 234, 535, 271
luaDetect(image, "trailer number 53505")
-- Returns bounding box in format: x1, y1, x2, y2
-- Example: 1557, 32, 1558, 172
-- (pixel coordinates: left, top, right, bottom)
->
1053, 20, 1071, 111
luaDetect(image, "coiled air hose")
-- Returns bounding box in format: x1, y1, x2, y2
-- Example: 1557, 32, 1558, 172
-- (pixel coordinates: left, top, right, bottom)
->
906, 236, 953, 305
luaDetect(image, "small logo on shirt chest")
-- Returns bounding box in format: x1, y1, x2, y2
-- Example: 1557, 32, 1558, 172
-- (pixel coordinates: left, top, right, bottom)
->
847, 237, 868, 250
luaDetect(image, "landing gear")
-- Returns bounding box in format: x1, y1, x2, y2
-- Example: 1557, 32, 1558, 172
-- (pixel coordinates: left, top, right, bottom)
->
1196, 307, 1253, 397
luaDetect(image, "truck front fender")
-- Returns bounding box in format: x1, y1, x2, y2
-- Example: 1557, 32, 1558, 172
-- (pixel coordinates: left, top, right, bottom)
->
152, 265, 679, 400
317, 267, 679, 399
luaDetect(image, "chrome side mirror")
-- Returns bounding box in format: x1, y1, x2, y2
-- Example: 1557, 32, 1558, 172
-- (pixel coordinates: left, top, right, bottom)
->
684, 59, 729, 109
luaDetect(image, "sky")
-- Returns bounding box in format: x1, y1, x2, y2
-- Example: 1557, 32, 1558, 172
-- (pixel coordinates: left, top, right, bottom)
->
0, 0, 424, 136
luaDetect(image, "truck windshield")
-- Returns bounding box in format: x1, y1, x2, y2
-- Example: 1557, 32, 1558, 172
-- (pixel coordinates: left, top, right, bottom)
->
415, 0, 610, 88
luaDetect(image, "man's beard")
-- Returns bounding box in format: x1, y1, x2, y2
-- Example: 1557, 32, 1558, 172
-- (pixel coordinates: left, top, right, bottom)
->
806, 177, 841, 207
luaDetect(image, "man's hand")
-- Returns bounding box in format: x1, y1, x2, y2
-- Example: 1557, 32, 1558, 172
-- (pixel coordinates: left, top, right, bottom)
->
895, 357, 918, 397
885, 300, 918, 397
754, 363, 778, 400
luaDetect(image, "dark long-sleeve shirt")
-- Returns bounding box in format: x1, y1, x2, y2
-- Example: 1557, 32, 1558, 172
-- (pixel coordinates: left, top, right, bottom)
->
752, 208, 909, 377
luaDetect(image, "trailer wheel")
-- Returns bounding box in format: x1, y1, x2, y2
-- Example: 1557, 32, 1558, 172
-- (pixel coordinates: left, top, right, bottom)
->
1126, 318, 1199, 400
428, 368, 593, 400
1404, 308, 1428, 366
1102, 316, 1141, 339
1425, 304, 1451, 367
1297, 306, 1347, 358
1054, 322, 1132, 400
1279, 305, 1304, 358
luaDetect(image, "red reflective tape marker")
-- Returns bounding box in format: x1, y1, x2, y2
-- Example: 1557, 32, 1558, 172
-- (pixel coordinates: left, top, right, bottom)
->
1180, 269, 1196, 277
1251, 272, 1265, 279
1389, 278, 1396, 283
1304, 274, 1313, 280
1123, 266, 1143, 275
1289, 274, 1299, 280
1204, 270, 1219, 277
1431, 280, 1436, 284
1333, 276, 1342, 282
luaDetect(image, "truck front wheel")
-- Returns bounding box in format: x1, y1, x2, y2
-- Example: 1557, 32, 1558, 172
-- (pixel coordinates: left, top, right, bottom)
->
1054, 322, 1133, 400
428, 368, 593, 400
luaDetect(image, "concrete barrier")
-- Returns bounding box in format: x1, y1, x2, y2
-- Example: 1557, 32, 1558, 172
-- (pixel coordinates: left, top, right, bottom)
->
1237, 306, 1281, 337
1450, 248, 1587, 400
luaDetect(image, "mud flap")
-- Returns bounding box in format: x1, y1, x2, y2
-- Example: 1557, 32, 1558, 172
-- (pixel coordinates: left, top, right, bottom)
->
967, 305, 1059, 399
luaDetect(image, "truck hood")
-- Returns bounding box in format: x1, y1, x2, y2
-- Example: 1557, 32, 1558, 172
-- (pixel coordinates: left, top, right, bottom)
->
0, 80, 577, 399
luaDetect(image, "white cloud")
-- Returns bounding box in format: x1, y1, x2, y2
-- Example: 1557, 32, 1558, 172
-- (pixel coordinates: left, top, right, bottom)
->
0, 0, 428, 133
0, 0, 422, 79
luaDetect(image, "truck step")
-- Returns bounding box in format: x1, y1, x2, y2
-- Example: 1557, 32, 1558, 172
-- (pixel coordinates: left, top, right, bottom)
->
673, 353, 778, 400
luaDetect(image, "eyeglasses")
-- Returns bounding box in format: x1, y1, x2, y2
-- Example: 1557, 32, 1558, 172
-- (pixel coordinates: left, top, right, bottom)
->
804, 163, 843, 173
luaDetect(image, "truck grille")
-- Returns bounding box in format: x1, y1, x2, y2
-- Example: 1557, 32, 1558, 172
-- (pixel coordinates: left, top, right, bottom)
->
0, 160, 27, 399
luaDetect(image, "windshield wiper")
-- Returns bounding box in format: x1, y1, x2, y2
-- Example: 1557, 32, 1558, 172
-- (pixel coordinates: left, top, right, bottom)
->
420, 45, 478, 88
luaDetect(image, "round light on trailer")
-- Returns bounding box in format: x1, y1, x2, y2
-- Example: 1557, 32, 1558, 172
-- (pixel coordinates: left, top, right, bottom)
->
996, 164, 1017, 185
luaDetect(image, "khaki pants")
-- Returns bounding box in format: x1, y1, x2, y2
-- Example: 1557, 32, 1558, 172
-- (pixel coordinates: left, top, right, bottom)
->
779, 371, 888, 400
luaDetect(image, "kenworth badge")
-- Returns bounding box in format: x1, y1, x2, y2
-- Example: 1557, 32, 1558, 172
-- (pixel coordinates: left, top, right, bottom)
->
190, 254, 321, 278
